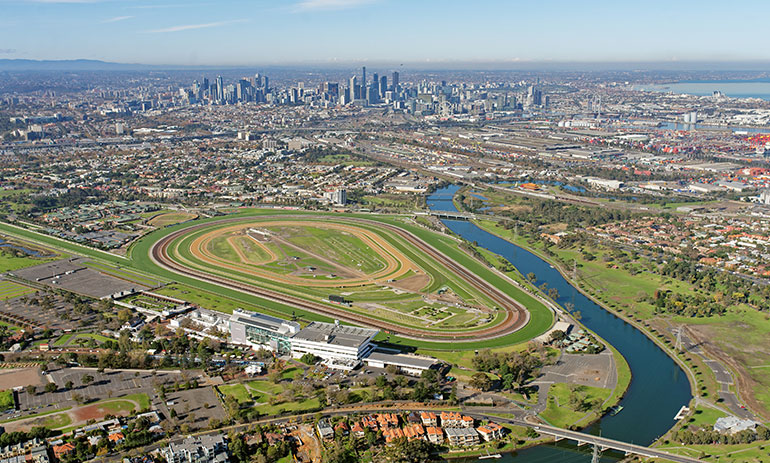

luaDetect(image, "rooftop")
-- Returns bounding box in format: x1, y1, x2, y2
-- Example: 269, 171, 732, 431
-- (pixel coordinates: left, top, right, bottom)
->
292, 321, 378, 348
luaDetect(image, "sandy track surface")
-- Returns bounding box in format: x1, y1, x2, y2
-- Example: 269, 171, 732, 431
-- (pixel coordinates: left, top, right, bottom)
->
151, 216, 530, 341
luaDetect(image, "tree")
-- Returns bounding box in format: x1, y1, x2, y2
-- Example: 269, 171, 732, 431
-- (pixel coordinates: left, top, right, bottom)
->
382, 438, 440, 462
323, 441, 356, 463
44, 382, 57, 393
65, 380, 73, 390
526, 272, 537, 284
469, 372, 492, 391
81, 374, 94, 385
25, 385, 36, 396
549, 330, 566, 343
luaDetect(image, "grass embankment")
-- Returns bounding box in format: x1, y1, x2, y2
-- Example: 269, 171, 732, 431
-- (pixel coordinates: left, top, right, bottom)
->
473, 217, 770, 422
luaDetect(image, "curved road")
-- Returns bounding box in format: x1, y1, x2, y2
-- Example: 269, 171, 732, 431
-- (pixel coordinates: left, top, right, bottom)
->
149, 215, 531, 341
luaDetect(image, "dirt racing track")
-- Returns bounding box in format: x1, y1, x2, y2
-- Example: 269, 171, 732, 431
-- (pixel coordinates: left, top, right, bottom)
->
186, 221, 418, 288
150, 216, 531, 341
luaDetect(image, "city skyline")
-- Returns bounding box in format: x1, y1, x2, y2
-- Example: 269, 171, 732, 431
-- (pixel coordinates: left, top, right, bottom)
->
2, 0, 770, 67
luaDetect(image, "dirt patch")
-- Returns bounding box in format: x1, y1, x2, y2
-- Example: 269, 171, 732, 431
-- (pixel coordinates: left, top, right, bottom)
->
0, 368, 43, 389
390, 274, 430, 292
73, 402, 133, 422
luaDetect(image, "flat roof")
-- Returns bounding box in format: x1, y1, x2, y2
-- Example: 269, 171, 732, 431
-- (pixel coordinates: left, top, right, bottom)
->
230, 309, 298, 335
366, 352, 436, 369
292, 321, 378, 348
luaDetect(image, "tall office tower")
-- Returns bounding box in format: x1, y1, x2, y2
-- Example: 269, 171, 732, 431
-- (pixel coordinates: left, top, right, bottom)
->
202, 77, 209, 94
216, 75, 224, 103
254, 73, 261, 87
380, 75, 387, 97
236, 79, 251, 102
349, 75, 358, 100
392, 71, 399, 92
371, 73, 379, 102
263, 76, 269, 91
362, 66, 366, 89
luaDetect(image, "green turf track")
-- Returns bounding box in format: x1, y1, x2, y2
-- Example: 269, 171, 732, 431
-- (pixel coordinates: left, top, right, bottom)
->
1, 211, 552, 350
129, 210, 553, 349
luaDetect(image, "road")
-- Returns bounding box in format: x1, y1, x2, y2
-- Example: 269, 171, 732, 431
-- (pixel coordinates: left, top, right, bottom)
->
90, 402, 699, 463
672, 326, 756, 420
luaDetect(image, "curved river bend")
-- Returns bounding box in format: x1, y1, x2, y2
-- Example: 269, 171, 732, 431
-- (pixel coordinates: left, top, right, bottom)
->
429, 186, 691, 462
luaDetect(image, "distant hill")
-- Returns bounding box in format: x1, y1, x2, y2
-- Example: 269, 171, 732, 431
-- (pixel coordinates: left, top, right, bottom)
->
0, 59, 159, 71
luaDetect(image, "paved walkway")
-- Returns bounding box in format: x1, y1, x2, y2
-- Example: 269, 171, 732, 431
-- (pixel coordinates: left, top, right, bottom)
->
672, 326, 755, 420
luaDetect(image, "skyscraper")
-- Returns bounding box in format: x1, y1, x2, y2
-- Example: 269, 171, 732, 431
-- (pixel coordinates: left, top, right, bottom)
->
380, 75, 387, 98
216, 75, 224, 104
349, 75, 358, 100
392, 71, 399, 92
362, 66, 366, 89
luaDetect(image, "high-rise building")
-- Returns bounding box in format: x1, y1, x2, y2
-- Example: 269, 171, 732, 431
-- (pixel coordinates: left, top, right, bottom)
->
362, 66, 366, 89
392, 71, 399, 92
349, 75, 358, 100
380, 75, 387, 97
215, 75, 224, 103
333, 189, 347, 205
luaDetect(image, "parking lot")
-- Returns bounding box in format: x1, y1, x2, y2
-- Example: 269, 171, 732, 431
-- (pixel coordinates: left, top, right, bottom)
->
12, 258, 148, 299
18, 367, 198, 411
163, 387, 227, 430
535, 351, 616, 389
1, 291, 87, 330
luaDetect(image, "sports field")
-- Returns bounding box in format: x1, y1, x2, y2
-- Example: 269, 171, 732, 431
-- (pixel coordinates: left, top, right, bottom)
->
158, 217, 509, 335
141, 212, 549, 343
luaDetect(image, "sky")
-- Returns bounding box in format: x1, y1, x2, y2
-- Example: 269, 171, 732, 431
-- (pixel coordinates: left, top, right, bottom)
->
1, 0, 770, 67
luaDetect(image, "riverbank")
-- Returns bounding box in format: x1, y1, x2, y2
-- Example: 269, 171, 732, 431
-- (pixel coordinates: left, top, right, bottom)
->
468, 219, 709, 446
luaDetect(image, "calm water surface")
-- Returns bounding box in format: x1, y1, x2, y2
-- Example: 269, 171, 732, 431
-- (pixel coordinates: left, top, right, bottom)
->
429, 185, 691, 462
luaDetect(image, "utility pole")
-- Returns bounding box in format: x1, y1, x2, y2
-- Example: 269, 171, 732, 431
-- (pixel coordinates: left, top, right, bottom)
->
591, 443, 602, 463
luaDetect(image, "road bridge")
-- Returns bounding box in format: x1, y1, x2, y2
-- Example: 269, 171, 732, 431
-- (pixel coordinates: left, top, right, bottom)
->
486, 416, 702, 463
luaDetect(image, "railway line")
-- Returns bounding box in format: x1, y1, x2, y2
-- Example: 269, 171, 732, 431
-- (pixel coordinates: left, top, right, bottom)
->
149, 215, 532, 342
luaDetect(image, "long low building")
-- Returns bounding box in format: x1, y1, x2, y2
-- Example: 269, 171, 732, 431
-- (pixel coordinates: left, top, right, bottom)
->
364, 351, 437, 376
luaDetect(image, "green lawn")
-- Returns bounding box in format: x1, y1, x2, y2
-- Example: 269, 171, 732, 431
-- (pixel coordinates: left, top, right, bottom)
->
119, 393, 151, 410
219, 384, 252, 404
659, 441, 770, 462
53, 334, 74, 347
0, 390, 14, 410
41, 412, 72, 429
0, 280, 34, 302
539, 383, 611, 428
97, 399, 137, 414
685, 406, 727, 429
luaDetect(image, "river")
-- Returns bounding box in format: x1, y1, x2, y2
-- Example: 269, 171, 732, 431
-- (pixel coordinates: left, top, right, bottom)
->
428, 185, 691, 462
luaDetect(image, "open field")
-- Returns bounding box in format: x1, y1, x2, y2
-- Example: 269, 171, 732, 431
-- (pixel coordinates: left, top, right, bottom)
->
148, 213, 543, 342
540, 383, 611, 428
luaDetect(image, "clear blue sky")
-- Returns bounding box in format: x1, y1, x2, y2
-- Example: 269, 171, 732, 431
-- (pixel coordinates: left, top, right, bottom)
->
1, 0, 769, 66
